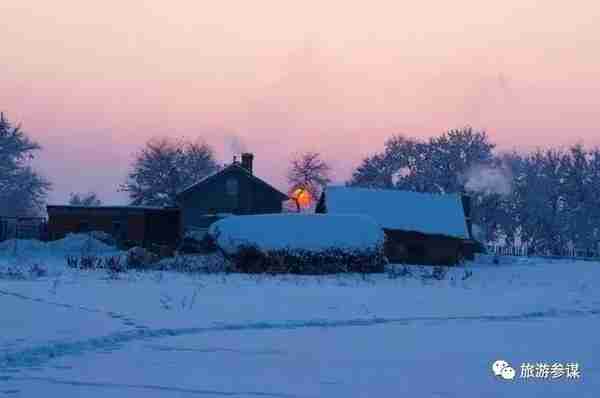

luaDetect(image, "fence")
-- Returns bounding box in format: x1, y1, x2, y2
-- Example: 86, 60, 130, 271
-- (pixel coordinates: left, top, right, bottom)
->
486, 244, 529, 257
485, 243, 600, 261
0, 217, 47, 242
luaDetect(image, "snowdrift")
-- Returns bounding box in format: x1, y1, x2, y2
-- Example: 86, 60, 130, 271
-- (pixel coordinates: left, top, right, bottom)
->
0, 233, 121, 277
208, 214, 386, 274
0, 233, 117, 257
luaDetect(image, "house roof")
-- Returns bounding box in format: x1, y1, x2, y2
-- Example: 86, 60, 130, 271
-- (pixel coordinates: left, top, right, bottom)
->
321, 186, 469, 239
176, 163, 289, 201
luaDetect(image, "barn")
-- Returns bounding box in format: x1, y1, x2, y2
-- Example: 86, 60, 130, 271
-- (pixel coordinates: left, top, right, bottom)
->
316, 186, 475, 265
175, 153, 289, 235
46, 205, 181, 248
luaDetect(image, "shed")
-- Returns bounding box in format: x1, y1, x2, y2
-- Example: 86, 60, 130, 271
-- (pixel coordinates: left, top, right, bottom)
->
316, 186, 473, 265
46, 205, 180, 248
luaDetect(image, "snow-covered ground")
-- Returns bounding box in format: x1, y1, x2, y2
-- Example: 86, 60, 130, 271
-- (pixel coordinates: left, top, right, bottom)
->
1, 239, 599, 397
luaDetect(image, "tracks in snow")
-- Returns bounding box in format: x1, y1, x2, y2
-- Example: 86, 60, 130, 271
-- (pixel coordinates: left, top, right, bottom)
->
2, 307, 600, 371
0, 288, 146, 330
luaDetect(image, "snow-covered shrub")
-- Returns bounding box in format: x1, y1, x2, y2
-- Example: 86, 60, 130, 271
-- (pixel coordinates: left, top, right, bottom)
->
117, 239, 138, 251
178, 232, 217, 255
28, 263, 48, 277
461, 269, 473, 280
0, 263, 48, 280
105, 255, 126, 273
126, 247, 159, 269
209, 214, 386, 274
148, 244, 176, 259
105, 255, 127, 279
420, 266, 449, 281
81, 255, 103, 270
228, 245, 386, 274
154, 253, 231, 273
65, 255, 103, 270
65, 254, 126, 273
385, 264, 413, 279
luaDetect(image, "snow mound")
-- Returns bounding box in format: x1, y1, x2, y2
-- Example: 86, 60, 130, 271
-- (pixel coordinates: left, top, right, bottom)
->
208, 214, 385, 253
48, 233, 117, 253
0, 233, 118, 257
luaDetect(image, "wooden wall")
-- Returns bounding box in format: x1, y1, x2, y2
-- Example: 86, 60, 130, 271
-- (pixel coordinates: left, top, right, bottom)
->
383, 229, 467, 266
46, 208, 179, 248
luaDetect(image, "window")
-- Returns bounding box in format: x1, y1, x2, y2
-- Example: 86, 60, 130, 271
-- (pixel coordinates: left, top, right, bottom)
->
226, 178, 239, 196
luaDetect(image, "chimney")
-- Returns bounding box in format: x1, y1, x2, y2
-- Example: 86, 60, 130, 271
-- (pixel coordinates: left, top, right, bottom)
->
461, 194, 473, 239
241, 153, 254, 174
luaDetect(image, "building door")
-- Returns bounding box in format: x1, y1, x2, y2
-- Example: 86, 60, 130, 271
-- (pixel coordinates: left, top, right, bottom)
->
0, 219, 7, 241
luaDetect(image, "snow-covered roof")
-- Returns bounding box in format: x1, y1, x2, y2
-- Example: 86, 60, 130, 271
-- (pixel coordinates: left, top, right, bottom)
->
322, 186, 469, 239
177, 163, 288, 200
208, 214, 384, 253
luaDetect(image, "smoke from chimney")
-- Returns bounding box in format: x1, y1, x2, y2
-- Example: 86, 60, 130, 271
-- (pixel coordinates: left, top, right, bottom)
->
225, 134, 248, 159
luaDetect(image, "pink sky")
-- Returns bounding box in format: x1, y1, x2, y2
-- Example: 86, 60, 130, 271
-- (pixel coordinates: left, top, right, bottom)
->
2, 1, 599, 204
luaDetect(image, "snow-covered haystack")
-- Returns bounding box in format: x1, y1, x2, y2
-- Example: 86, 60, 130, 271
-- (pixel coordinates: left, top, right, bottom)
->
208, 214, 386, 274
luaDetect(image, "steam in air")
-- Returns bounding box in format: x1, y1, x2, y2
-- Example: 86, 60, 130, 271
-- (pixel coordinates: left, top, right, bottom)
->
463, 164, 512, 196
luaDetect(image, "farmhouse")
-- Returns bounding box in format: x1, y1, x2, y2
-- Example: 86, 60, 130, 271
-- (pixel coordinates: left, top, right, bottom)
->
176, 153, 289, 235
316, 186, 475, 265
46, 153, 289, 248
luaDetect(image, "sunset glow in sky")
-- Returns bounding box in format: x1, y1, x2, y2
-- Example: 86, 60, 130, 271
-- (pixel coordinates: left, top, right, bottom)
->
2, 1, 599, 204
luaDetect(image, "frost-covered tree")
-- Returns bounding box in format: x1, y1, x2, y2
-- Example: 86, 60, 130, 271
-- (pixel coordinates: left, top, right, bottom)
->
556, 145, 600, 253
121, 137, 219, 206
507, 148, 570, 254
69, 191, 102, 206
287, 151, 331, 211
349, 128, 495, 194
0, 113, 51, 216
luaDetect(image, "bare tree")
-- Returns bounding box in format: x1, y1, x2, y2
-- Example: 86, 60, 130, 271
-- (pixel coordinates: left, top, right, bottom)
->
0, 113, 51, 216
120, 137, 219, 206
69, 191, 102, 206
287, 152, 331, 212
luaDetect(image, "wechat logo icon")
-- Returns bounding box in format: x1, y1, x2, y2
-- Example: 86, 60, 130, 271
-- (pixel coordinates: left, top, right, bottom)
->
492, 360, 516, 380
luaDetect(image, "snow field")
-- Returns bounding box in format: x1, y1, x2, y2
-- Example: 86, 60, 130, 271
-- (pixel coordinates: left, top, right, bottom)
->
1, 246, 600, 397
